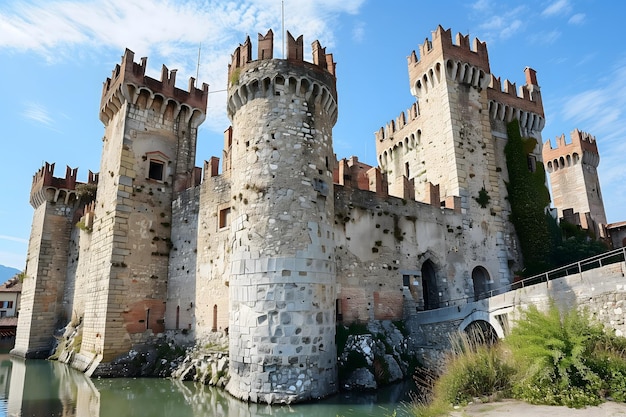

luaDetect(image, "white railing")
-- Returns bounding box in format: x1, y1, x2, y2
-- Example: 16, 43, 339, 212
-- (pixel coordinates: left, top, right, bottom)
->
429, 246, 626, 310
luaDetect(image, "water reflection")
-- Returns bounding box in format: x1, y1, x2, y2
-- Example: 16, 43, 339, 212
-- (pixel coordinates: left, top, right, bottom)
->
0, 355, 414, 417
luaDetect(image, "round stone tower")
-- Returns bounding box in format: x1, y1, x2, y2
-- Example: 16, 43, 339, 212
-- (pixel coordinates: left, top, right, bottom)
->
224, 30, 338, 403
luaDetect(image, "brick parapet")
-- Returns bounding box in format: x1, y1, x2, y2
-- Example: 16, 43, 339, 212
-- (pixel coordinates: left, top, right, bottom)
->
409, 25, 490, 76
30, 163, 99, 209
487, 67, 544, 136
543, 128, 600, 170
405, 26, 543, 137
227, 31, 337, 124
228, 29, 336, 86
375, 102, 420, 146
100, 48, 208, 126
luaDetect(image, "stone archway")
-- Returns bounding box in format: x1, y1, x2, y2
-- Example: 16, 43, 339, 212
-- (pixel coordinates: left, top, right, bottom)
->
459, 310, 506, 340
421, 260, 439, 310
472, 266, 490, 301
463, 319, 498, 345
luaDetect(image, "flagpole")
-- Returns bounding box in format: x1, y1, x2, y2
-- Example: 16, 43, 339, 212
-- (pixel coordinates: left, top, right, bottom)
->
282, 0, 285, 58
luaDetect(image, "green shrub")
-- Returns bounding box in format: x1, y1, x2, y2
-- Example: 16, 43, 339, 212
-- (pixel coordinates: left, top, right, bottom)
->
506, 303, 610, 407
504, 120, 552, 276
410, 332, 514, 416
410, 303, 626, 416
435, 335, 514, 405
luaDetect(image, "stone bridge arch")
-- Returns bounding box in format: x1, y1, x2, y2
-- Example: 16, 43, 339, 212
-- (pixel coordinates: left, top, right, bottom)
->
459, 310, 506, 340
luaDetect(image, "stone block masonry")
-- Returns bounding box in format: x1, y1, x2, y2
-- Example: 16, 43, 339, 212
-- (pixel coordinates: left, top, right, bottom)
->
12, 198, 74, 358
224, 34, 339, 403
22, 24, 609, 407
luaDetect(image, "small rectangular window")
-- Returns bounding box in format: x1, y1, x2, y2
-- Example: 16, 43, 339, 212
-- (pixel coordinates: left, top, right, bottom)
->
527, 155, 537, 173
149, 160, 164, 181
219, 207, 231, 229
403, 275, 410, 287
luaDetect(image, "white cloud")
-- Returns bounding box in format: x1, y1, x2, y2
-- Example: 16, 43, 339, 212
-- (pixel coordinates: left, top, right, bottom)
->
499, 19, 523, 39
22, 102, 52, 125
352, 21, 365, 43
568, 13, 586, 25
541, 0, 571, 17
471, 0, 492, 11
21, 102, 63, 133
476, 6, 526, 42
529, 29, 561, 45
1, 0, 365, 136
0, 0, 365, 61
0, 235, 28, 245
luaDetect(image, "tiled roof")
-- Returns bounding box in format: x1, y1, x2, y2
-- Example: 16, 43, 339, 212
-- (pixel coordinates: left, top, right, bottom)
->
0, 277, 22, 293
0, 317, 18, 327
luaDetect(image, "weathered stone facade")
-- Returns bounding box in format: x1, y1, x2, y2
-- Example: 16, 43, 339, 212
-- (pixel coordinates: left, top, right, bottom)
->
543, 129, 607, 238
12, 50, 208, 373
14, 25, 567, 403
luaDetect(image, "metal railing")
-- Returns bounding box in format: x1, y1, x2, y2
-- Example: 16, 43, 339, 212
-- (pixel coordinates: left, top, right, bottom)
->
430, 246, 626, 310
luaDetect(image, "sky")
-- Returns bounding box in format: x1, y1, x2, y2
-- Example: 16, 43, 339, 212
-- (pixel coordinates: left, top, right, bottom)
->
0, 0, 624, 270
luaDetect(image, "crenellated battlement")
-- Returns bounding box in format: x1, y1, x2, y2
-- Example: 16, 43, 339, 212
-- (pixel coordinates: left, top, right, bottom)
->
406, 27, 544, 137
226, 30, 338, 122
543, 129, 600, 172
487, 67, 544, 136
228, 30, 336, 83
30, 163, 97, 208
31, 163, 77, 193
408, 26, 490, 99
375, 103, 420, 143
333, 156, 460, 212
408, 25, 489, 71
100, 48, 208, 126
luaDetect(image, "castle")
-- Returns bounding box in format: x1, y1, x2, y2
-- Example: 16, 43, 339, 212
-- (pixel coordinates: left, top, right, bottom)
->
11, 25, 612, 404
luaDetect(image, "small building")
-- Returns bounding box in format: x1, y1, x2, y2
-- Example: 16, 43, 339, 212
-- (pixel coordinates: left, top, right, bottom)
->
0, 276, 21, 346
606, 221, 626, 249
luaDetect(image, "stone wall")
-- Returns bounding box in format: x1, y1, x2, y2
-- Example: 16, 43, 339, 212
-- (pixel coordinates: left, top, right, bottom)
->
194, 173, 231, 339
166, 187, 200, 332
334, 185, 507, 321
224, 56, 338, 403
13, 197, 74, 358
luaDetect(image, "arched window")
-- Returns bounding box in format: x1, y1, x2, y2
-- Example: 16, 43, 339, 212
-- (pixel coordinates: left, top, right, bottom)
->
421, 260, 438, 310
472, 266, 490, 301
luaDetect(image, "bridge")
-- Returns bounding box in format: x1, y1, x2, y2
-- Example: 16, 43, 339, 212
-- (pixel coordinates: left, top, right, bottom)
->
408, 247, 626, 364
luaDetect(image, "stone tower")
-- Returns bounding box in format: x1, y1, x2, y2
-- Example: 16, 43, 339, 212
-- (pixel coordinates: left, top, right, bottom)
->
224, 30, 339, 403
12, 164, 91, 358
375, 26, 546, 287
69, 50, 208, 373
543, 129, 607, 237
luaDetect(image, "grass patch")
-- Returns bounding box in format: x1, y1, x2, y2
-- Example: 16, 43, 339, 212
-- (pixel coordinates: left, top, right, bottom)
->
410, 303, 626, 416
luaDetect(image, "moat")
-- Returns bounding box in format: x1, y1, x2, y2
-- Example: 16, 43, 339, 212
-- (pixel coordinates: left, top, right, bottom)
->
0, 353, 416, 417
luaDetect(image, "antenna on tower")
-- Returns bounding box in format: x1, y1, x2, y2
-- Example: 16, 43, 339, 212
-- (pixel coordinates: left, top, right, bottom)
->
282, 0, 285, 58
196, 43, 202, 86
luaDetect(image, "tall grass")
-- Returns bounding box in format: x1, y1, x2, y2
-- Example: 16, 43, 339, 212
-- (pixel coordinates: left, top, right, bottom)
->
410, 303, 626, 416
411, 330, 514, 417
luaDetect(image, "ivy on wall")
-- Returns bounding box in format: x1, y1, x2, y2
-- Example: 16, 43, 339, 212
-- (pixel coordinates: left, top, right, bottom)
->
505, 120, 552, 276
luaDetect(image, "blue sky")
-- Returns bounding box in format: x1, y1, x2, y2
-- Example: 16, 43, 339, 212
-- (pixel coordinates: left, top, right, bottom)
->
0, 0, 624, 270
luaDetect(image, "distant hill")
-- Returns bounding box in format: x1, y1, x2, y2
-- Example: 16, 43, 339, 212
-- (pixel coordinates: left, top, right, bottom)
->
0, 265, 21, 283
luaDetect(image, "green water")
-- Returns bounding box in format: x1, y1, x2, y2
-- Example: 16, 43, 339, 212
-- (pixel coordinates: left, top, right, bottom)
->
0, 354, 416, 417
